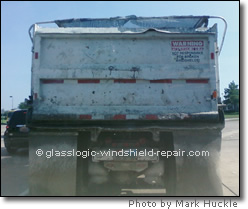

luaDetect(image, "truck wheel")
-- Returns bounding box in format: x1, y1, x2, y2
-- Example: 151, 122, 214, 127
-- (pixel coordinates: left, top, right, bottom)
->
163, 155, 176, 195
218, 109, 225, 124
76, 132, 90, 195
160, 132, 176, 196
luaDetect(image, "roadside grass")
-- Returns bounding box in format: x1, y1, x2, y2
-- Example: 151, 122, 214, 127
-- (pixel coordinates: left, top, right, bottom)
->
224, 112, 239, 119
1, 119, 7, 125
1, 116, 7, 125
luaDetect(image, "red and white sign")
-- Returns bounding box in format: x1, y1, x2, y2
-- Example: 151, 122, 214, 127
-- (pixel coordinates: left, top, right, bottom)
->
171, 40, 205, 63
171, 41, 204, 47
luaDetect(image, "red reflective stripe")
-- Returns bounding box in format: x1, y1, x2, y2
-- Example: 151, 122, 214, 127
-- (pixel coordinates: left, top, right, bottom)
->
35, 52, 38, 59
78, 79, 100, 83
186, 79, 209, 84
146, 115, 158, 120
42, 79, 64, 84
114, 79, 136, 83
150, 79, 172, 83
40, 79, 209, 85
34, 93, 38, 99
113, 114, 126, 120
79, 115, 92, 120
211, 53, 214, 60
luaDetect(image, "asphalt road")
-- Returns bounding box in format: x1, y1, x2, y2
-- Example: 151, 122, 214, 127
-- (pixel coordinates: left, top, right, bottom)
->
1, 119, 239, 196
1, 126, 29, 196
220, 119, 239, 196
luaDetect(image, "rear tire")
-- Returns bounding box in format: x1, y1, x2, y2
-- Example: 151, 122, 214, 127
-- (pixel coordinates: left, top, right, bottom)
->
76, 132, 90, 195
160, 132, 176, 196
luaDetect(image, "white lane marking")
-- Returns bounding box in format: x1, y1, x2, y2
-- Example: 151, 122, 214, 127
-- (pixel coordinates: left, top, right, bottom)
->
222, 130, 239, 138
225, 118, 239, 121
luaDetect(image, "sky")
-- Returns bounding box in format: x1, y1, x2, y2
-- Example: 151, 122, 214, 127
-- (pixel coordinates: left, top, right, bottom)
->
1, 1, 239, 111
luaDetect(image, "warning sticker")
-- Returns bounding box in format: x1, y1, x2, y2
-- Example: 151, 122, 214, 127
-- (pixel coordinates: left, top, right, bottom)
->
171, 40, 204, 63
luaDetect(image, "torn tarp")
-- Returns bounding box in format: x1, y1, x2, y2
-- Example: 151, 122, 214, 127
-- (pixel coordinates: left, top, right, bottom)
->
55, 15, 209, 30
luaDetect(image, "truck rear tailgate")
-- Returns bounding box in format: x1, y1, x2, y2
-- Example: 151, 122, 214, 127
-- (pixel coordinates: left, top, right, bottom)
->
32, 30, 218, 122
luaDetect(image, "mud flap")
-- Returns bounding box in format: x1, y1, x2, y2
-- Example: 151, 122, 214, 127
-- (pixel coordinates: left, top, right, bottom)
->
173, 129, 223, 196
29, 132, 78, 196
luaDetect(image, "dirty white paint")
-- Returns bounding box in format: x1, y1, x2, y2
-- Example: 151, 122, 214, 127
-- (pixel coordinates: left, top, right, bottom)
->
31, 25, 219, 119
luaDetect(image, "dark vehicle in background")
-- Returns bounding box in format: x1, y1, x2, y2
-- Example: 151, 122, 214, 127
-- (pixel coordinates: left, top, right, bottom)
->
4, 109, 29, 153
6, 110, 15, 123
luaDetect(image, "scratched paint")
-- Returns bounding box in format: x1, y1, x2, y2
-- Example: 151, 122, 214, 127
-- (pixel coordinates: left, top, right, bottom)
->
31, 17, 219, 121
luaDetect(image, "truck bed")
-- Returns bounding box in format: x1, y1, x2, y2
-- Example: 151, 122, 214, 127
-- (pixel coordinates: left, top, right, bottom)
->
30, 17, 220, 124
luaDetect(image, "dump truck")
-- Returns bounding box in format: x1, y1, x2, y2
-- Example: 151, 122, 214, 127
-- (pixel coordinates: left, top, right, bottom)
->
27, 15, 226, 196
